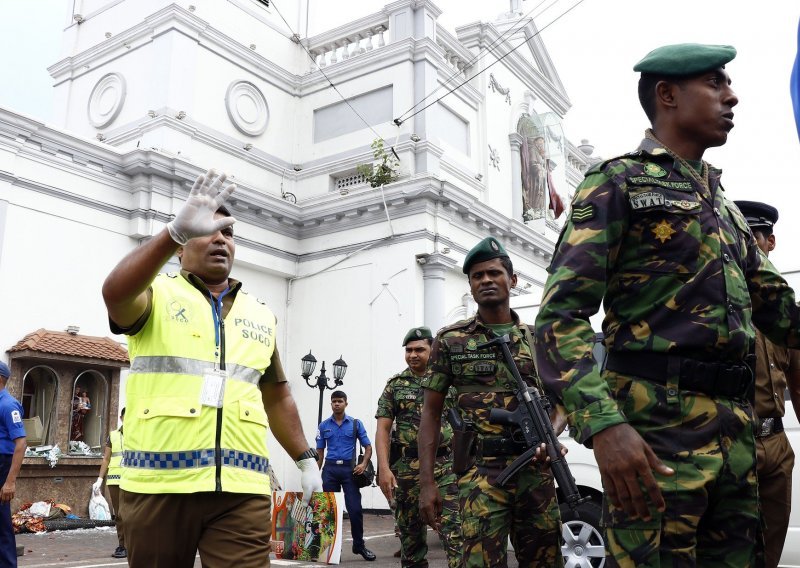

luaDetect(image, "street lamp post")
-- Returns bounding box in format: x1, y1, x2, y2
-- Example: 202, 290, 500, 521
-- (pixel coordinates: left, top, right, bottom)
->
300, 351, 348, 426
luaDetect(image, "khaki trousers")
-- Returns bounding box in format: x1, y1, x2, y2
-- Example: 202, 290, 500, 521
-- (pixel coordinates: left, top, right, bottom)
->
120, 490, 272, 568
756, 430, 794, 568
107, 484, 124, 548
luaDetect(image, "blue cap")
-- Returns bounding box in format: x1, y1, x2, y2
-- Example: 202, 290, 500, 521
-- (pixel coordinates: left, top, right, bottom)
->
0, 362, 10, 379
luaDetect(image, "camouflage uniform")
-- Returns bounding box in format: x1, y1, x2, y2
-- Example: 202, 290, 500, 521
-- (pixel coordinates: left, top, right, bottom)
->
376, 369, 462, 568
535, 133, 800, 567
422, 312, 562, 568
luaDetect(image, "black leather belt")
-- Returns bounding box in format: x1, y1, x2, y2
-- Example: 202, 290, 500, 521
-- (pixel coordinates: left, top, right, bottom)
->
401, 446, 451, 459
475, 436, 527, 459
605, 351, 753, 400
755, 417, 784, 438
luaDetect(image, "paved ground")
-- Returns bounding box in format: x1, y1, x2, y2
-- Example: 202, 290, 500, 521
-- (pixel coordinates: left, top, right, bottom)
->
16, 512, 520, 567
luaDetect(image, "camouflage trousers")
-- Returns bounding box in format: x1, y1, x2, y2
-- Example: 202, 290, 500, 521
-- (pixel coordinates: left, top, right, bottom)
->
458, 460, 562, 567
604, 372, 761, 567
395, 457, 462, 568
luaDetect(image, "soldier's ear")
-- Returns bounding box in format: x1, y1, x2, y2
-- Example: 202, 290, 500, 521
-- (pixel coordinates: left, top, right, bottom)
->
767, 234, 776, 252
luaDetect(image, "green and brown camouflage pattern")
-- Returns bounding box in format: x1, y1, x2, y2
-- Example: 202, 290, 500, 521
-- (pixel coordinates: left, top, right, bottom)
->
376, 369, 461, 567
376, 368, 454, 448
535, 134, 800, 444
602, 369, 759, 567
458, 462, 561, 567
533, 134, 800, 566
422, 312, 561, 567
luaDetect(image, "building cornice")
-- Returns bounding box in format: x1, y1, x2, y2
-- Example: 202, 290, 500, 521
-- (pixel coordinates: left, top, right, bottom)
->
455, 21, 571, 116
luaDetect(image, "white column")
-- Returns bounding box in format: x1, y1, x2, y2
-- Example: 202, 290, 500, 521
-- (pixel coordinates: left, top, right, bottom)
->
509, 132, 523, 221
421, 253, 457, 333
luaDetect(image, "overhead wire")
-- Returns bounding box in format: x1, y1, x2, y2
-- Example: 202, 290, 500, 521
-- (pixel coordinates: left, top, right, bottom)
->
394, 0, 555, 124
394, 0, 586, 126
270, 0, 387, 144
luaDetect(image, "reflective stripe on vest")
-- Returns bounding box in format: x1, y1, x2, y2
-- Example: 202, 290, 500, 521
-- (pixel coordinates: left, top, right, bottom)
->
122, 273, 276, 495
130, 356, 262, 386
123, 449, 269, 474
107, 429, 124, 486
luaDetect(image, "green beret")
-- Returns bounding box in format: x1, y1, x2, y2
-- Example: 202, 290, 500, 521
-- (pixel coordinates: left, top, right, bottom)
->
633, 43, 736, 76
462, 237, 509, 274
734, 200, 779, 232
402, 326, 432, 346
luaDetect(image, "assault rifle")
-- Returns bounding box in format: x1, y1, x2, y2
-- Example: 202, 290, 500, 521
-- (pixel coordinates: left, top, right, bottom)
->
478, 334, 586, 510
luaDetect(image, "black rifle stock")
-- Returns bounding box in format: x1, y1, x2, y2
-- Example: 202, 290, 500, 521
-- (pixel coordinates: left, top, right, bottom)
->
478, 334, 586, 510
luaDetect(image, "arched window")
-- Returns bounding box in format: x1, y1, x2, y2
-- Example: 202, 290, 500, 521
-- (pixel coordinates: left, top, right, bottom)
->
21, 366, 59, 447
69, 371, 108, 453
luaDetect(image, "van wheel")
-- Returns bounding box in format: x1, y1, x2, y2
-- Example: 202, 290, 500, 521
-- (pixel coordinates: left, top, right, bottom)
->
559, 499, 606, 568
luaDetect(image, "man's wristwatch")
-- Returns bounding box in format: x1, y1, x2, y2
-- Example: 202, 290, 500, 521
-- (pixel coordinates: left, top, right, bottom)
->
295, 448, 318, 462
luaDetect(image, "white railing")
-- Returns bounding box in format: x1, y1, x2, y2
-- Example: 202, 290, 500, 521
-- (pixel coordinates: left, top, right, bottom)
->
435, 25, 473, 79
305, 12, 390, 72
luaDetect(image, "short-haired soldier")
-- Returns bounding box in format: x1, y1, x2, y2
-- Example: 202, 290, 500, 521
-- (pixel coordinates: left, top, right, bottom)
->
535, 44, 800, 566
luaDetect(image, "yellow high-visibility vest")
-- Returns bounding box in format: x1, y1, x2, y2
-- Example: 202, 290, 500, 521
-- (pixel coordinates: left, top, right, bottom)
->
107, 428, 123, 486
121, 273, 276, 495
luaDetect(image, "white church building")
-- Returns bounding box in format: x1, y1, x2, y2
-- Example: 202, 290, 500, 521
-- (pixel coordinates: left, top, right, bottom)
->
0, 0, 598, 510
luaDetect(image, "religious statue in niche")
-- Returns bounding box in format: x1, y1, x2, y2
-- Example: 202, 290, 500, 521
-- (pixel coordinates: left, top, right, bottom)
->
517, 113, 565, 222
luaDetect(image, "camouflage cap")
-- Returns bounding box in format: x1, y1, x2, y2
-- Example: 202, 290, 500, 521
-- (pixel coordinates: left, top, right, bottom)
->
633, 43, 736, 76
734, 200, 778, 232
402, 326, 433, 346
462, 237, 509, 274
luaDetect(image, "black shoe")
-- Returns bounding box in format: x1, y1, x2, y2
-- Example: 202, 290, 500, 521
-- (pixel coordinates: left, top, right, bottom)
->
353, 545, 376, 561
111, 546, 127, 558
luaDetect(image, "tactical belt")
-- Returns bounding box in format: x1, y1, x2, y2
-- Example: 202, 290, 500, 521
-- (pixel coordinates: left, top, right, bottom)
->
754, 417, 784, 438
401, 446, 451, 459
475, 436, 527, 459
605, 351, 752, 400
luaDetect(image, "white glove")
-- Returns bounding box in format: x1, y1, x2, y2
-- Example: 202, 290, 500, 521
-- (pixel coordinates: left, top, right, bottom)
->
92, 477, 103, 494
296, 457, 323, 506
166, 169, 237, 245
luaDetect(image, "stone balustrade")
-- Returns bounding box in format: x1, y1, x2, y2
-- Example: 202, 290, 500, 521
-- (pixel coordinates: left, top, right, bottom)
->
306, 14, 390, 71
435, 26, 473, 78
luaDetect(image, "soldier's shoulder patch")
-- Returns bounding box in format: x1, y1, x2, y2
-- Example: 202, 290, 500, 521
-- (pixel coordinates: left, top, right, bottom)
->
571, 202, 595, 223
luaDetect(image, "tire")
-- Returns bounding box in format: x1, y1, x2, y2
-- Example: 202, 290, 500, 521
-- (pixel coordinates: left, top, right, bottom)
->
559, 498, 606, 568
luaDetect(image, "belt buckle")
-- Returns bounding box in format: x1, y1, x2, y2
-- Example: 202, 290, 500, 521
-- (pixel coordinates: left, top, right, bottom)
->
758, 417, 774, 437
335, 459, 344, 465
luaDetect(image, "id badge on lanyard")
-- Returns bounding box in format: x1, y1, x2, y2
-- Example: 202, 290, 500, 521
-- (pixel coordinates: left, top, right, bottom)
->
201, 368, 227, 408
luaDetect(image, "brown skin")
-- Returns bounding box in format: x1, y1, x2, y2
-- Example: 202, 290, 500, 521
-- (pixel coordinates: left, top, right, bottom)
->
651, 67, 738, 161
376, 339, 431, 503
316, 397, 372, 473
103, 212, 313, 464
590, 68, 740, 522
0, 376, 25, 503
419, 258, 553, 529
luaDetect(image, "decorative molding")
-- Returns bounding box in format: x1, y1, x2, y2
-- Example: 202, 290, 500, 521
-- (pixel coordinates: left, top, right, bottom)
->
455, 21, 571, 116
225, 81, 269, 136
488, 145, 500, 170
87, 73, 126, 128
488, 73, 511, 105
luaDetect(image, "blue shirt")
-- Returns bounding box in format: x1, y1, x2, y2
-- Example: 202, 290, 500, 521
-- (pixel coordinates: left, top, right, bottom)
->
316, 414, 371, 461
0, 389, 25, 454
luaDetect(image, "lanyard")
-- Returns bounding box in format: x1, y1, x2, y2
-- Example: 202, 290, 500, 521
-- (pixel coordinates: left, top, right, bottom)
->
208, 287, 231, 367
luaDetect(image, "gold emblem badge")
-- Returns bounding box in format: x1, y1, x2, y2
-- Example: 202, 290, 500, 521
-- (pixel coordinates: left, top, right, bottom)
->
644, 163, 667, 178
652, 219, 676, 243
